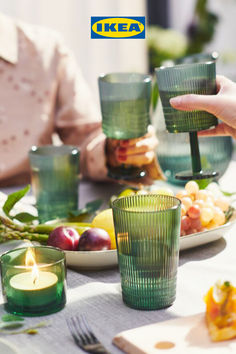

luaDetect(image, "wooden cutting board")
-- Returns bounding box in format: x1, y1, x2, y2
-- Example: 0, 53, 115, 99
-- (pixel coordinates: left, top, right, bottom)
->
113, 313, 236, 354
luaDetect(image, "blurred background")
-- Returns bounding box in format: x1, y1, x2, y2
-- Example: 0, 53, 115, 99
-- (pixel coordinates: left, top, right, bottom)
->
1, 0, 236, 99
0, 0, 235, 183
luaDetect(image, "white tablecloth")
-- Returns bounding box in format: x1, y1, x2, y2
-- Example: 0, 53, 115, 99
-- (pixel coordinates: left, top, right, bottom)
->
0, 162, 235, 354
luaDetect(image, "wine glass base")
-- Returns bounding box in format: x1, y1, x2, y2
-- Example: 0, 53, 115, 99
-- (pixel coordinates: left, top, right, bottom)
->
108, 166, 146, 180
175, 170, 219, 181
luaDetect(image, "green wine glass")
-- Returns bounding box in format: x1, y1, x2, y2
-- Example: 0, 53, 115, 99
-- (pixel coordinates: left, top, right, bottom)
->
155, 61, 219, 181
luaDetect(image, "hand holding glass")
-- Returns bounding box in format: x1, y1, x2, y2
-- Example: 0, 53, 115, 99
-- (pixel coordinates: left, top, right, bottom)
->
98, 73, 151, 180
156, 61, 218, 181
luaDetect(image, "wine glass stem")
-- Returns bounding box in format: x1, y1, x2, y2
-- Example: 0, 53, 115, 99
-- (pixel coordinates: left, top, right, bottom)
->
189, 131, 202, 174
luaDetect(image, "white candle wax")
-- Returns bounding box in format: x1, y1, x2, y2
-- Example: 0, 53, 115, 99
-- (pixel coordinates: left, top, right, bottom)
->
9, 271, 58, 307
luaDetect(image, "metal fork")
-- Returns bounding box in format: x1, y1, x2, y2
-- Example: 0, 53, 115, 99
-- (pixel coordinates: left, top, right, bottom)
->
67, 314, 111, 353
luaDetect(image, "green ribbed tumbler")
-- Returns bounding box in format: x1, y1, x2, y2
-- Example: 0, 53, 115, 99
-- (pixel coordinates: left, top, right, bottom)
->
155, 61, 218, 181
98, 73, 151, 180
112, 194, 181, 310
29, 145, 79, 223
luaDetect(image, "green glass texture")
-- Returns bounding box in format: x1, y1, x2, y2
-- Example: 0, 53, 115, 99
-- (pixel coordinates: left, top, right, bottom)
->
98, 73, 151, 139
29, 145, 79, 223
0, 246, 66, 316
157, 135, 233, 185
175, 51, 219, 65
112, 194, 181, 310
154, 53, 232, 185
155, 61, 218, 133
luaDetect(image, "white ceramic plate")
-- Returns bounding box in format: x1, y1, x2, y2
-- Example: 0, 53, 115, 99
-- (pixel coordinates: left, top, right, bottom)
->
65, 214, 236, 269
0, 338, 20, 354
180, 214, 236, 251
65, 249, 118, 270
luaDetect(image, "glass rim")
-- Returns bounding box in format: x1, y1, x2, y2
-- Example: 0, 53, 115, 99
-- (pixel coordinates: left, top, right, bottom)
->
111, 194, 181, 214
155, 60, 215, 73
176, 51, 219, 64
29, 145, 80, 157
99, 72, 152, 84
0, 245, 66, 269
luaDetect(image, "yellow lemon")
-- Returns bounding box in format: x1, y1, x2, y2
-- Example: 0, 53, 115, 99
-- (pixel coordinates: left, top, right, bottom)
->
118, 188, 136, 198
91, 209, 116, 249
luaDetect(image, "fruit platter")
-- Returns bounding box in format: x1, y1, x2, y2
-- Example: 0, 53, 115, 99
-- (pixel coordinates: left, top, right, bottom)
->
0, 181, 235, 270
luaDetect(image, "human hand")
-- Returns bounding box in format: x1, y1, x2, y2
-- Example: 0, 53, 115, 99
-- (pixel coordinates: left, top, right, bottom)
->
169, 75, 236, 138
106, 125, 158, 168
105, 125, 165, 187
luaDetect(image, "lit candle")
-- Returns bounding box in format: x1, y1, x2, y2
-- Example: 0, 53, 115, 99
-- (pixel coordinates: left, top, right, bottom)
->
8, 248, 58, 308
1, 246, 66, 316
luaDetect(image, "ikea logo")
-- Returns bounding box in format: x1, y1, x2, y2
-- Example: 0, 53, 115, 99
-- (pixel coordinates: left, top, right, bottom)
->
91, 17, 145, 39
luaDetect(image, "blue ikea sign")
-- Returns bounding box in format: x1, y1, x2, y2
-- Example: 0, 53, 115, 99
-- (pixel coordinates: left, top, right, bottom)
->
91, 16, 145, 39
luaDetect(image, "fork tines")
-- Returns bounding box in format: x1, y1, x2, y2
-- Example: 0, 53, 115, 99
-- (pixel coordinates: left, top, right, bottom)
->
67, 314, 110, 354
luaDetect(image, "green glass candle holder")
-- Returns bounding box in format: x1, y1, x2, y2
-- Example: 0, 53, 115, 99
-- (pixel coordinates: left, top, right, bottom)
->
98, 72, 151, 180
112, 194, 181, 310
155, 61, 219, 181
0, 246, 66, 316
29, 145, 79, 223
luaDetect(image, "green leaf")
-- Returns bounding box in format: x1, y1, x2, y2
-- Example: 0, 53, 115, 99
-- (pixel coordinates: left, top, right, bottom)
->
69, 199, 103, 217
0, 321, 50, 335
3, 185, 30, 218
220, 190, 236, 197
13, 212, 38, 223
0, 322, 24, 330
225, 206, 235, 223
1, 314, 24, 322
224, 281, 231, 287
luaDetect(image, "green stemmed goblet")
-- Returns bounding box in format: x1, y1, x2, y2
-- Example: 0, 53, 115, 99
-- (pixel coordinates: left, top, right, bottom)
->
98, 72, 151, 180
155, 61, 219, 181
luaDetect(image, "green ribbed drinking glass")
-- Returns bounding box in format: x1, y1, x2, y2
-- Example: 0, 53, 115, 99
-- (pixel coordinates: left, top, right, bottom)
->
98, 73, 151, 180
112, 194, 181, 310
29, 145, 79, 223
155, 61, 218, 181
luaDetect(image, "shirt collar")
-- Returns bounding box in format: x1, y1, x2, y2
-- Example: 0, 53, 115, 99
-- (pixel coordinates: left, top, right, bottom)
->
0, 13, 18, 64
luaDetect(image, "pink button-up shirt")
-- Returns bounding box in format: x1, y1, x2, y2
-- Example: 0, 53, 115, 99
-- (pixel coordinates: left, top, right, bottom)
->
0, 13, 107, 187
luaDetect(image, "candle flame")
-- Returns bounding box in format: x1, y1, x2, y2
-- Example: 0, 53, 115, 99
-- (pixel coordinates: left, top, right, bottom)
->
25, 248, 39, 285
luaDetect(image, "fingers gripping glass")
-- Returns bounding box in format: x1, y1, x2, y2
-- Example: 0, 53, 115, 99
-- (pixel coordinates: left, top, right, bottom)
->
98, 73, 151, 180
156, 61, 219, 181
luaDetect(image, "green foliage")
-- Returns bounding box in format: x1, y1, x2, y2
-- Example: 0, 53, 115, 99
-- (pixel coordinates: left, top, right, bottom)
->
1, 314, 24, 322
147, 0, 219, 77
69, 199, 103, 218
0, 315, 49, 335
186, 0, 218, 55
13, 212, 38, 223
2, 185, 37, 223
147, 26, 187, 73
225, 205, 235, 223
0, 322, 24, 330
3, 185, 30, 217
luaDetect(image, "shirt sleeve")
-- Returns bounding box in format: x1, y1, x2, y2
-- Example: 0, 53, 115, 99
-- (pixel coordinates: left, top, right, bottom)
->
54, 38, 108, 181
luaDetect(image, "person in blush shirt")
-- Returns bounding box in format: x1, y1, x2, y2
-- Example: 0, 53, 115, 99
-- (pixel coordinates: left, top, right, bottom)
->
0, 13, 162, 187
